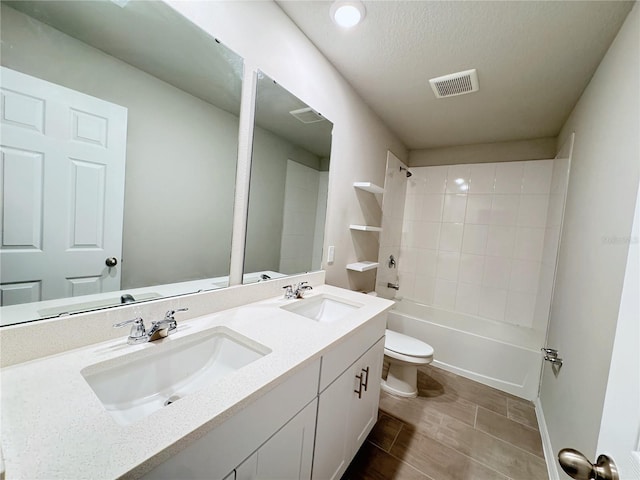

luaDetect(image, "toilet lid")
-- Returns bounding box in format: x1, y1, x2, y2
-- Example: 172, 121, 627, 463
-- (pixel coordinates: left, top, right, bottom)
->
385, 329, 434, 358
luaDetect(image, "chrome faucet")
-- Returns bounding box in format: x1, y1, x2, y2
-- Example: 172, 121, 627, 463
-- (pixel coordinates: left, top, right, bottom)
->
113, 308, 188, 344
283, 282, 313, 299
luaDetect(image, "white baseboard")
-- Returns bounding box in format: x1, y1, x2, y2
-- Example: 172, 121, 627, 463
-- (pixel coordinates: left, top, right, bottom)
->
534, 397, 560, 480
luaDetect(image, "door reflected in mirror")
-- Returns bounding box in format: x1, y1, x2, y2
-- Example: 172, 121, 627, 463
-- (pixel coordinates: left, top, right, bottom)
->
244, 72, 333, 283
0, 0, 242, 325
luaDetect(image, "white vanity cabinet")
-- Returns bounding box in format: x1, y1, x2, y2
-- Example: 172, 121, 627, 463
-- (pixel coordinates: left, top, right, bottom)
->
234, 399, 317, 480
142, 359, 321, 480
312, 336, 384, 480
142, 312, 387, 480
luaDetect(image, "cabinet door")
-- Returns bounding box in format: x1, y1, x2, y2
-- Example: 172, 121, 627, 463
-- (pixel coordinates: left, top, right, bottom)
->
312, 368, 353, 480
237, 399, 317, 480
349, 337, 384, 451
313, 337, 385, 480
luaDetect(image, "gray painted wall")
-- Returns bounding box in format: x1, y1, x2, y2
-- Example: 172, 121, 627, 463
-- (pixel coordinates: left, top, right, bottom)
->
540, 3, 639, 471
410, 137, 557, 167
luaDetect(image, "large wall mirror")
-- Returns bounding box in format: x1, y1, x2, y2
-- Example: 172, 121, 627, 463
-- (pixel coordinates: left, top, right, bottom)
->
244, 72, 333, 283
0, 0, 242, 325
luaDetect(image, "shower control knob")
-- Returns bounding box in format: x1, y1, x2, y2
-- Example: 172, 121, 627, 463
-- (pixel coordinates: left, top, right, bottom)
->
105, 257, 118, 267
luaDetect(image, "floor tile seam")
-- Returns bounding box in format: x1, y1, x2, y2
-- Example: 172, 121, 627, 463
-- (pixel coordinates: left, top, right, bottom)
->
408, 431, 515, 480
404, 414, 546, 477
478, 405, 541, 433
506, 413, 540, 432
472, 423, 547, 460
388, 419, 404, 453
366, 440, 437, 480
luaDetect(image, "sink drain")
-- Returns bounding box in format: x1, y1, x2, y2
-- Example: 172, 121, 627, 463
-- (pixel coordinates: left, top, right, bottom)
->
164, 395, 181, 406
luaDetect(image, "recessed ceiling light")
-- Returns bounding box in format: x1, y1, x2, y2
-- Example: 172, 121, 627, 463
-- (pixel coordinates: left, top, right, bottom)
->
330, 1, 366, 28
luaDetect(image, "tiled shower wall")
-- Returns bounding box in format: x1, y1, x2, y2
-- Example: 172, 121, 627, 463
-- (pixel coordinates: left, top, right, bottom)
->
397, 160, 560, 328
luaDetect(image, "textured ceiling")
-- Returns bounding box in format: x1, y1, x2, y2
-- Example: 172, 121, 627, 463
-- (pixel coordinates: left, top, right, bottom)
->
277, 0, 635, 149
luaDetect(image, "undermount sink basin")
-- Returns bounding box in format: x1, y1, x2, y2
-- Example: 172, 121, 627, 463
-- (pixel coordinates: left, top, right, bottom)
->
281, 294, 363, 322
81, 327, 270, 426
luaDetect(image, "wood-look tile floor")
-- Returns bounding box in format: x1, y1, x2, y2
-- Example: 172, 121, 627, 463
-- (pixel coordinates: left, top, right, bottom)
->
342, 365, 548, 480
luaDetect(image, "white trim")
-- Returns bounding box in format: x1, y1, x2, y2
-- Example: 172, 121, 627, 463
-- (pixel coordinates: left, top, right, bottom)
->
534, 397, 560, 480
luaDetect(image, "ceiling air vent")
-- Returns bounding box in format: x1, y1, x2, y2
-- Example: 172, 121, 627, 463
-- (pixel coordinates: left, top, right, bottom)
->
289, 107, 325, 124
429, 69, 479, 98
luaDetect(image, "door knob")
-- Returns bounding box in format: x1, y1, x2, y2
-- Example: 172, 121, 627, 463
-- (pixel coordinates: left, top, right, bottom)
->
105, 257, 118, 267
558, 448, 619, 480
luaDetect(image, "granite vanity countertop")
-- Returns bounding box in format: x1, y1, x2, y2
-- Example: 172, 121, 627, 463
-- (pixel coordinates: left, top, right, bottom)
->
0, 285, 393, 480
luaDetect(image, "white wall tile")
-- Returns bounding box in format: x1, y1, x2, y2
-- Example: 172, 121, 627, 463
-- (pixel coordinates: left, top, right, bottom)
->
422, 194, 444, 222
479, 286, 508, 321
459, 253, 485, 285
439, 222, 464, 252
446, 165, 471, 193
494, 162, 524, 194
517, 194, 549, 227
522, 160, 553, 194
490, 195, 520, 225
486, 225, 516, 257
442, 194, 468, 222
403, 193, 424, 221
483, 256, 512, 288
465, 194, 492, 224
424, 166, 448, 194
462, 224, 489, 255
436, 251, 460, 281
505, 291, 536, 327
398, 246, 418, 274
414, 275, 436, 304
397, 271, 415, 300
509, 259, 541, 294
434, 278, 458, 309
414, 222, 441, 249
514, 227, 545, 261
469, 163, 496, 194
416, 249, 438, 277
456, 282, 481, 315
394, 160, 564, 330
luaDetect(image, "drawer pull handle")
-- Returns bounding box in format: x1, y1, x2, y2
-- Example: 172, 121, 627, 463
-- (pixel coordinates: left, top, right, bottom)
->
354, 373, 363, 399
362, 366, 370, 392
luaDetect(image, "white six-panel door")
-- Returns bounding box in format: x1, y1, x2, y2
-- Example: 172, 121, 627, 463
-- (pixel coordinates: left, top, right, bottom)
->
0, 67, 127, 306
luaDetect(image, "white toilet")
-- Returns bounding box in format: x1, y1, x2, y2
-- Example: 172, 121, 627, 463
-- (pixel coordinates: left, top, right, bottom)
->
381, 329, 434, 398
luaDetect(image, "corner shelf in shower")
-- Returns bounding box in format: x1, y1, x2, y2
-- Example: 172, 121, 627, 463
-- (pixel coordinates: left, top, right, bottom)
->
353, 182, 384, 194
349, 224, 382, 232
346, 261, 379, 272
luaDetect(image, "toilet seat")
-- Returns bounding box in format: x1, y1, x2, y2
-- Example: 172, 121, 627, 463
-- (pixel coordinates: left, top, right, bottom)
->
385, 329, 433, 359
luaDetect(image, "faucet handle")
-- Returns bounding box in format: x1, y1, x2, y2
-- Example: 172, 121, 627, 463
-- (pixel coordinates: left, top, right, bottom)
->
113, 317, 146, 339
283, 285, 294, 299
164, 307, 188, 320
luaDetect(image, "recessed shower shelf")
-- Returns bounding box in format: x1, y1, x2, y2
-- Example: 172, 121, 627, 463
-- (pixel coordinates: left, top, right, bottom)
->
349, 224, 382, 232
346, 261, 379, 272
353, 182, 384, 194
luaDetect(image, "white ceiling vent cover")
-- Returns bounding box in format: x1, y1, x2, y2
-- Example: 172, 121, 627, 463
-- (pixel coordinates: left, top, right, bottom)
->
429, 69, 479, 98
289, 107, 325, 123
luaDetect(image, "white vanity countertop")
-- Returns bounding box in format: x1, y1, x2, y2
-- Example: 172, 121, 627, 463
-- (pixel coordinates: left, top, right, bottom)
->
0, 285, 393, 480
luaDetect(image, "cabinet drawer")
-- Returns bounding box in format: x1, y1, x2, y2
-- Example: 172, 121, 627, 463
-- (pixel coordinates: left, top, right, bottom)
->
319, 312, 386, 392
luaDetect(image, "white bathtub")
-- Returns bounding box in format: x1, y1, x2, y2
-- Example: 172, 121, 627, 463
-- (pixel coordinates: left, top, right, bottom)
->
387, 299, 545, 400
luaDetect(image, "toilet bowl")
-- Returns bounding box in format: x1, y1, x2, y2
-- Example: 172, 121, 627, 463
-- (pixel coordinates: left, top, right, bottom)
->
381, 329, 434, 398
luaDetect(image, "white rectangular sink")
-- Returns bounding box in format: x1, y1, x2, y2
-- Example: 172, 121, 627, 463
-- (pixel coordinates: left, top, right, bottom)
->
281, 294, 363, 322
81, 327, 270, 426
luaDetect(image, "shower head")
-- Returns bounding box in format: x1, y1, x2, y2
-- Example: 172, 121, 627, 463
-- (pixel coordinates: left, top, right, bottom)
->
400, 166, 413, 178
